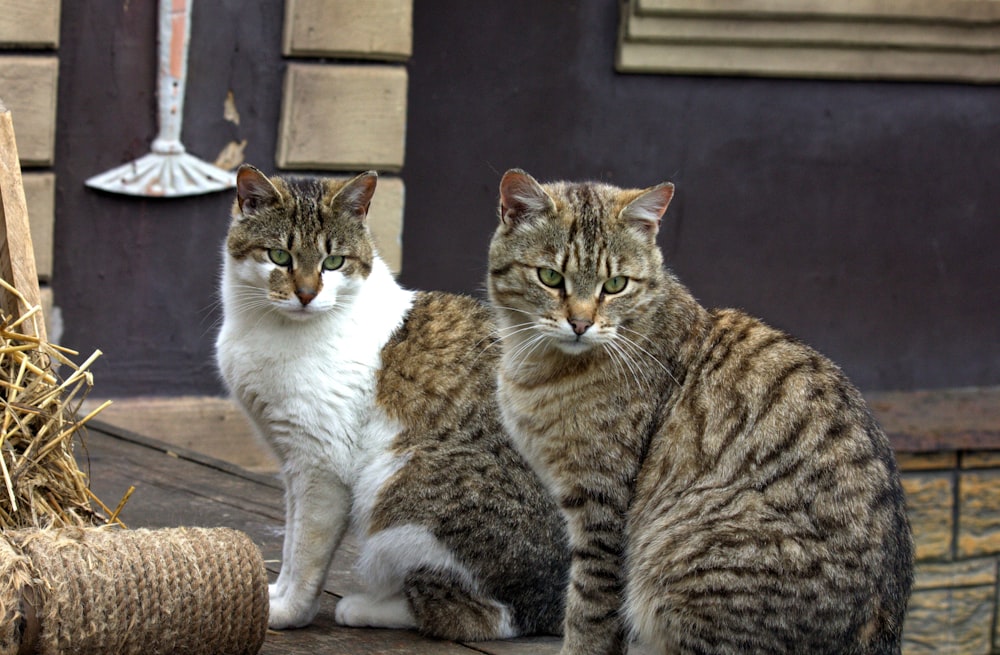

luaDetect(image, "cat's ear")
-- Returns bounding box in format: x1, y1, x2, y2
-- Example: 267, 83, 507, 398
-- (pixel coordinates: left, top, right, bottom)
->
236, 164, 281, 216
332, 171, 378, 220
620, 182, 674, 240
499, 169, 555, 228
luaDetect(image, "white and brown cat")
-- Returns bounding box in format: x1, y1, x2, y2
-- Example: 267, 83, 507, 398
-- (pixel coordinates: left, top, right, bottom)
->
215, 165, 568, 639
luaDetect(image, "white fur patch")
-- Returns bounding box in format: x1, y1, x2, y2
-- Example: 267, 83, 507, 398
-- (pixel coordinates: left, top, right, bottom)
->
354, 523, 477, 597
352, 449, 411, 532
335, 592, 416, 629
352, 523, 518, 639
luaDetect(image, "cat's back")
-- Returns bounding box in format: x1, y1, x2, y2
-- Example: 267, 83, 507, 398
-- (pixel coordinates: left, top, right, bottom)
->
647, 308, 901, 492
376, 291, 502, 436
629, 307, 912, 653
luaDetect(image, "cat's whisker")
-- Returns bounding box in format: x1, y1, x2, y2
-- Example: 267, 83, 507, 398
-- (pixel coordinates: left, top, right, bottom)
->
613, 331, 680, 387
479, 320, 537, 346
506, 333, 549, 378
602, 340, 646, 391
468, 320, 545, 370
601, 342, 633, 388
607, 338, 650, 391
617, 325, 660, 348
490, 305, 538, 320
493, 322, 542, 342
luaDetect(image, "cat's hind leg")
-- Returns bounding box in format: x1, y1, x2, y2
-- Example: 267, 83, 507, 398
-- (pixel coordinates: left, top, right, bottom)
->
349, 522, 518, 640
403, 567, 518, 641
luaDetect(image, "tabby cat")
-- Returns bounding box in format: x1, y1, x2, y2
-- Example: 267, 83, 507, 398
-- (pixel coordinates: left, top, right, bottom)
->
487, 169, 913, 655
215, 165, 568, 639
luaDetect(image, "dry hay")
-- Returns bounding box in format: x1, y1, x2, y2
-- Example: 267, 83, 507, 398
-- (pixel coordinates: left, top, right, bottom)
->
0, 279, 120, 530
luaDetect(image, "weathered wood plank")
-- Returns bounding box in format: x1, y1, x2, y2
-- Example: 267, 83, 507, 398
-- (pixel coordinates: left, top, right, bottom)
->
617, 39, 1000, 84
866, 387, 1000, 452
635, 0, 1000, 23
82, 397, 278, 473
0, 98, 44, 338
261, 593, 479, 655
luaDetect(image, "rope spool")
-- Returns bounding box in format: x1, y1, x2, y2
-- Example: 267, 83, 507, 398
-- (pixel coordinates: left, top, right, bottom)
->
0, 526, 268, 655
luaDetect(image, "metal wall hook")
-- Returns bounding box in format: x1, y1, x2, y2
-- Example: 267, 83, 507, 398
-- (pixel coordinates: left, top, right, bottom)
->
85, 0, 236, 198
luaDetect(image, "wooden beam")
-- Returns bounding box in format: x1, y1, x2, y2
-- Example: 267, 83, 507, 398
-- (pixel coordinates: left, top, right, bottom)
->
0, 98, 45, 340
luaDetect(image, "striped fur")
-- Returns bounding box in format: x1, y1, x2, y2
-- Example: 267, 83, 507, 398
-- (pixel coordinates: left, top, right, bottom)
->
487, 170, 913, 655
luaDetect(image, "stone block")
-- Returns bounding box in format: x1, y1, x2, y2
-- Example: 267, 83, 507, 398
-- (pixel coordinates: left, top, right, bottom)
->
283, 0, 412, 60
902, 472, 954, 561
959, 471, 1000, 557
367, 175, 404, 275
276, 63, 407, 172
0, 0, 60, 48
0, 56, 58, 166
914, 558, 996, 591
903, 585, 994, 654
22, 172, 54, 280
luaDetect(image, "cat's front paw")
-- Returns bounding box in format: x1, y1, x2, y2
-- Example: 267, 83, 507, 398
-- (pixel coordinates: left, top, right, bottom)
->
268, 592, 321, 630
335, 593, 416, 630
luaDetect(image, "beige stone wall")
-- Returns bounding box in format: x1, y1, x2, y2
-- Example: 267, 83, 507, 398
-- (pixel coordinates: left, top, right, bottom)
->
900, 451, 1000, 653
0, 0, 60, 336
278, 0, 411, 274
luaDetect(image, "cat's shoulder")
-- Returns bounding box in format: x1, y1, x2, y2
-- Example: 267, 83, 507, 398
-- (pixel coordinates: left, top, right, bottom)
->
379, 290, 497, 383
386, 291, 494, 353
377, 290, 499, 428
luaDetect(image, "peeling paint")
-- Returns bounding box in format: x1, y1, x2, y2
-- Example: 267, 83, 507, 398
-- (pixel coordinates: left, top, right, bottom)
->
224, 90, 240, 126
214, 139, 247, 171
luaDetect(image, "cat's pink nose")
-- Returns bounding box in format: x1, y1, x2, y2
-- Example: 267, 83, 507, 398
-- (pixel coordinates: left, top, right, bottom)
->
296, 288, 317, 305
569, 318, 592, 335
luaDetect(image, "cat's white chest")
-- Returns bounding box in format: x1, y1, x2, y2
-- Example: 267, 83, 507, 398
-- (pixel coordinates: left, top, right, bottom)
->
216, 259, 414, 484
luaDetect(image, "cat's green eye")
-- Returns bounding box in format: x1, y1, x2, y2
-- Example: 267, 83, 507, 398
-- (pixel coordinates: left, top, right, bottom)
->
268, 248, 291, 267
538, 267, 564, 288
322, 255, 345, 271
603, 276, 628, 294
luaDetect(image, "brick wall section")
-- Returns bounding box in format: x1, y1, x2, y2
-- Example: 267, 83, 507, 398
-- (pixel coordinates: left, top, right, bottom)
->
900, 449, 1000, 653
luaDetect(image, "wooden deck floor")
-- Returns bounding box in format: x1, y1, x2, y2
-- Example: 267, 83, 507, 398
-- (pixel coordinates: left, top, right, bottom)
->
80, 420, 657, 654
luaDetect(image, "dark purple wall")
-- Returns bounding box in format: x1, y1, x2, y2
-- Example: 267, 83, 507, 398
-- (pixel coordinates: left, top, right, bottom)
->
399, 1, 1000, 392
53, 1, 999, 396
55, 0, 285, 395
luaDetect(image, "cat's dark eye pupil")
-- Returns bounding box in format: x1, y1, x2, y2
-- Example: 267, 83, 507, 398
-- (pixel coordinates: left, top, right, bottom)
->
323, 255, 345, 271
538, 267, 563, 288
268, 248, 291, 267
603, 276, 628, 294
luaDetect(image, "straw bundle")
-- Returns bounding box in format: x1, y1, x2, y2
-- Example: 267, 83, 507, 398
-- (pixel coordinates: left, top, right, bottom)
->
0, 279, 114, 530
